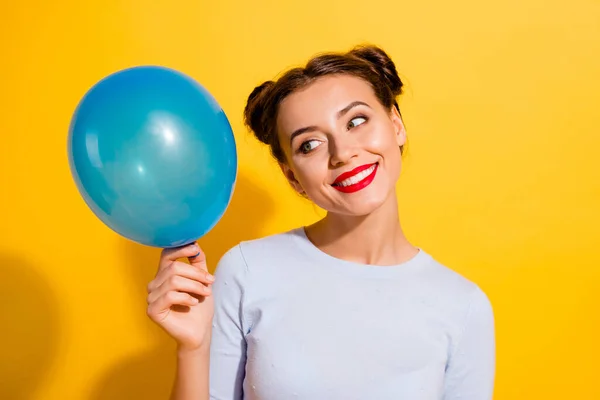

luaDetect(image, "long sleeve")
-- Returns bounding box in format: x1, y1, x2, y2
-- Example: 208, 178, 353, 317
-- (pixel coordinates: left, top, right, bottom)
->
443, 287, 496, 400
209, 245, 250, 400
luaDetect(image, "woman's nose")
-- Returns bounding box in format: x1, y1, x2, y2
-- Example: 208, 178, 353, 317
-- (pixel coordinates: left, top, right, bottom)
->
329, 136, 358, 167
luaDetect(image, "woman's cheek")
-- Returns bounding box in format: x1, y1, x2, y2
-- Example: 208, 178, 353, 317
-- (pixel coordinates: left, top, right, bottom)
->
297, 164, 326, 190
362, 127, 391, 152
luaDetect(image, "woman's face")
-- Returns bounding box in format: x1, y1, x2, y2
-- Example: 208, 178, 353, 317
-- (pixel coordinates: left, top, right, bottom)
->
277, 74, 406, 216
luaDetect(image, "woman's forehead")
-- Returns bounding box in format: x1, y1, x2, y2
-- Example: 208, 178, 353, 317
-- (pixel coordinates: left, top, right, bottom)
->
277, 75, 377, 134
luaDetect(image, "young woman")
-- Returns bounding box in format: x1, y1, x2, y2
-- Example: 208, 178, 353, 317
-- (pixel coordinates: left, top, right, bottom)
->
146, 45, 496, 400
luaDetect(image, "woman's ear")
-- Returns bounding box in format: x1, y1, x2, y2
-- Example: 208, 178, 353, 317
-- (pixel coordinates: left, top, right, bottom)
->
279, 162, 305, 195
390, 106, 407, 147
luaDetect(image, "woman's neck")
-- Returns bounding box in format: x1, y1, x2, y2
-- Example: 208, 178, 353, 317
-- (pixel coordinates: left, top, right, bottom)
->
305, 193, 419, 266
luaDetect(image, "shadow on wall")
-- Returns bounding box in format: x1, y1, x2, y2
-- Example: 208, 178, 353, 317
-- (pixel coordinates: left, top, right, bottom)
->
91, 172, 275, 400
0, 255, 60, 399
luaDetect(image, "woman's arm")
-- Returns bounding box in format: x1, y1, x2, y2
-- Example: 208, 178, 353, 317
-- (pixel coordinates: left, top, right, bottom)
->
147, 242, 249, 400
171, 343, 212, 400
443, 287, 496, 400
208, 244, 250, 400
169, 245, 250, 400
146, 244, 216, 400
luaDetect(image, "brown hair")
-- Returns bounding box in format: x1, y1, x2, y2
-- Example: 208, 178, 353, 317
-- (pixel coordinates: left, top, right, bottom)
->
243, 44, 405, 164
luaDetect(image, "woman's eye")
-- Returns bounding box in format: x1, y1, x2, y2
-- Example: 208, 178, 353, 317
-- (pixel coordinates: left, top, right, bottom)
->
300, 140, 320, 154
348, 116, 367, 129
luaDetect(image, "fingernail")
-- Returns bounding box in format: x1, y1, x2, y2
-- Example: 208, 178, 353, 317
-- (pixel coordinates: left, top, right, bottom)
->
207, 274, 215, 282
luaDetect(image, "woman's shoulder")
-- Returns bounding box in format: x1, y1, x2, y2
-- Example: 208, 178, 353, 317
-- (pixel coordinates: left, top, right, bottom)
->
213, 227, 302, 274
419, 252, 494, 316
240, 227, 302, 253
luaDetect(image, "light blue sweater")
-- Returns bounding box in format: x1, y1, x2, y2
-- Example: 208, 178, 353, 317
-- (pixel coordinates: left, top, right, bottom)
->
209, 228, 495, 399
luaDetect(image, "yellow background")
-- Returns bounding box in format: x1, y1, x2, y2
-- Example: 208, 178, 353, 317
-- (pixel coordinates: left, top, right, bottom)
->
1, 0, 599, 398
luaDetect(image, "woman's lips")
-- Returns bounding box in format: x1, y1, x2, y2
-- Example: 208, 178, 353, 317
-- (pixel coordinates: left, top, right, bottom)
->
332, 163, 378, 193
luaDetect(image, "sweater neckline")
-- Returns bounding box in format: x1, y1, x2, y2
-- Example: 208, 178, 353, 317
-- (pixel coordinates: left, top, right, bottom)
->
288, 226, 432, 278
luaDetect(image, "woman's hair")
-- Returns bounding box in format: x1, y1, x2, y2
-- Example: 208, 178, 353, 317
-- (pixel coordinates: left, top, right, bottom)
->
243, 44, 405, 164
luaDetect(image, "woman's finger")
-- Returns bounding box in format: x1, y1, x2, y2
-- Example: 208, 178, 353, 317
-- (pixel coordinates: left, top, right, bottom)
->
159, 242, 201, 270
148, 260, 214, 293
147, 291, 199, 319
147, 274, 212, 304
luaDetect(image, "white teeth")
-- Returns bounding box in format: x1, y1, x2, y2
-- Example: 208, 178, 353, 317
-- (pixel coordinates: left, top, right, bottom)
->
336, 164, 376, 187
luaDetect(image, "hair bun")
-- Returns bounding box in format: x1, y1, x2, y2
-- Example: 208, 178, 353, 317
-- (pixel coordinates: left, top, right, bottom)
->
244, 80, 276, 145
246, 81, 275, 106
350, 45, 403, 96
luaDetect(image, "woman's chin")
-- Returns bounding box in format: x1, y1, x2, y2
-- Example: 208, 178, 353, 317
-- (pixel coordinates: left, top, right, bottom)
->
344, 197, 388, 216
324, 191, 393, 217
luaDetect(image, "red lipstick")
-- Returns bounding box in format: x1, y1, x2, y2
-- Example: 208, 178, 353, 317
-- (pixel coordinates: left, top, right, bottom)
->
332, 163, 378, 193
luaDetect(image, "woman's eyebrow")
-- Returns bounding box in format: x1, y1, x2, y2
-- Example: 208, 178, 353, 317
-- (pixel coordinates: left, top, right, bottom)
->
289, 101, 371, 145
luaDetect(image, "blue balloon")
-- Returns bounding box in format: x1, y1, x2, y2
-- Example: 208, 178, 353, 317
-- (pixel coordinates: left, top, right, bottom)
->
68, 66, 237, 248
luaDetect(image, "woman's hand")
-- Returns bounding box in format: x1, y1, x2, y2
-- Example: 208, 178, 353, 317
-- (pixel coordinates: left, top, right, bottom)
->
146, 243, 215, 352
